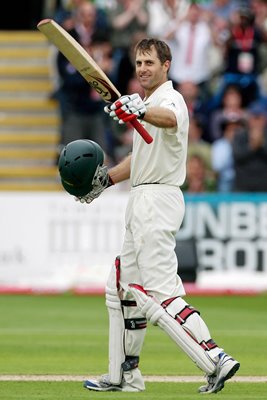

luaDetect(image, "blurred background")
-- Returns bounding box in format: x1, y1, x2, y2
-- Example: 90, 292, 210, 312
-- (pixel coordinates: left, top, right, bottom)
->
0, 0, 267, 295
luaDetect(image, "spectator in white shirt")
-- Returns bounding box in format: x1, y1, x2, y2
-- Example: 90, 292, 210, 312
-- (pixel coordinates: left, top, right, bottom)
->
165, 2, 217, 100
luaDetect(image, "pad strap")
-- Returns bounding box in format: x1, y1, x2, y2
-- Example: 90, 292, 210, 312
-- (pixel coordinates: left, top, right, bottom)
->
176, 306, 200, 323
162, 297, 200, 323
201, 339, 218, 351
122, 356, 140, 371
124, 318, 147, 330
121, 300, 137, 306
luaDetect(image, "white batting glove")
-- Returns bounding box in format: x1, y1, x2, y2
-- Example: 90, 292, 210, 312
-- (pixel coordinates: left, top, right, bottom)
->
104, 93, 146, 125
112, 93, 146, 118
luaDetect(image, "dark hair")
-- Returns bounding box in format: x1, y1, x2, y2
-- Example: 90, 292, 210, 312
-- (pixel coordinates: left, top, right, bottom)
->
190, 114, 205, 130
135, 38, 172, 64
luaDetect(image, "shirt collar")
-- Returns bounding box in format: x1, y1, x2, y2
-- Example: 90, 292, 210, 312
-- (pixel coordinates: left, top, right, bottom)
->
144, 80, 174, 105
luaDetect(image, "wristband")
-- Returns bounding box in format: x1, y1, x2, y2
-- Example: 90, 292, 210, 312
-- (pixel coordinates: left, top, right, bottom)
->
138, 110, 146, 120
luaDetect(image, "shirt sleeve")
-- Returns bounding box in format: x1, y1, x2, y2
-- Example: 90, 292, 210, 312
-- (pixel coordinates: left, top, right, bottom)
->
160, 96, 187, 136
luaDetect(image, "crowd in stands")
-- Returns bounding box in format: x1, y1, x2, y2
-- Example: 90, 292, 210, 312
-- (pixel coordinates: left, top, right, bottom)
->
49, 0, 267, 193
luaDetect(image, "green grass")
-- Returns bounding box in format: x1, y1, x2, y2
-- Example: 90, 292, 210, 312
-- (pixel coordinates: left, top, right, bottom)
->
0, 382, 267, 400
0, 293, 266, 399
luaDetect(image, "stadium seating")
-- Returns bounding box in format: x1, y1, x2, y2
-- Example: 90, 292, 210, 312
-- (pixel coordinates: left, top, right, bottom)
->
0, 30, 62, 191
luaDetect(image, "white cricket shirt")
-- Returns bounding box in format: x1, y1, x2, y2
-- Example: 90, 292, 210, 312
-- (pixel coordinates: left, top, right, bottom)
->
130, 81, 189, 187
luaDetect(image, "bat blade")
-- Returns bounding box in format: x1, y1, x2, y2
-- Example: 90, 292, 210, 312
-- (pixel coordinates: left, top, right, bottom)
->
37, 19, 153, 144
38, 19, 119, 103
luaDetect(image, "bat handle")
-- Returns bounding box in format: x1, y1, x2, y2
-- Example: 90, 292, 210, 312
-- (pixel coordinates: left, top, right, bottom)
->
130, 119, 153, 144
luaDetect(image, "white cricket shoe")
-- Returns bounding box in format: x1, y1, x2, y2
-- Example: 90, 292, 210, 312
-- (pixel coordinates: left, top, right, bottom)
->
198, 353, 240, 394
83, 374, 141, 392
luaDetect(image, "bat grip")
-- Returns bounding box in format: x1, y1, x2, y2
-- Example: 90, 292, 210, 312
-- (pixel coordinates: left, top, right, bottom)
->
130, 119, 153, 144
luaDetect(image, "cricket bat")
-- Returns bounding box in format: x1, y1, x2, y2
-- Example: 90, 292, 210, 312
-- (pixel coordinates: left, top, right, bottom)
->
37, 19, 153, 144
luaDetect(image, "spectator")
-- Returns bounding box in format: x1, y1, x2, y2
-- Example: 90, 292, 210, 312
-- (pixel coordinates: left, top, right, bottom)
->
74, 1, 108, 47
182, 154, 216, 193
210, 5, 267, 109
209, 83, 248, 141
188, 115, 212, 173
111, 123, 133, 163
89, 30, 115, 80
177, 81, 211, 141
54, 0, 86, 30
251, 0, 267, 32
165, 2, 218, 101
177, 81, 208, 116
232, 100, 267, 191
107, 0, 148, 69
211, 113, 245, 192
251, 0, 267, 92
54, 0, 108, 32
147, 0, 186, 38
201, 0, 238, 22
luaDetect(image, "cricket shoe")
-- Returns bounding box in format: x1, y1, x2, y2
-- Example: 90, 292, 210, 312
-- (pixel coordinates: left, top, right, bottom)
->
83, 374, 140, 392
198, 353, 240, 394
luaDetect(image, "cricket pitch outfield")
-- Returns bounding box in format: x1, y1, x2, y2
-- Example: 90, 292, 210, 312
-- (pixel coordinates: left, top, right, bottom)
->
0, 293, 266, 398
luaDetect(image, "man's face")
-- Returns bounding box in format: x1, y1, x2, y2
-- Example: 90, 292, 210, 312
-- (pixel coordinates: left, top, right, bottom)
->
249, 114, 266, 130
135, 46, 169, 95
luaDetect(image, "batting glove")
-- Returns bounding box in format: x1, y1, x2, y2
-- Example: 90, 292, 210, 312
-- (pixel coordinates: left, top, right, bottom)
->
104, 93, 146, 125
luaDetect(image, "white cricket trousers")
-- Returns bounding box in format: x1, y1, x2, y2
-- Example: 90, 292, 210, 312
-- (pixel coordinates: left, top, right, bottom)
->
120, 184, 186, 302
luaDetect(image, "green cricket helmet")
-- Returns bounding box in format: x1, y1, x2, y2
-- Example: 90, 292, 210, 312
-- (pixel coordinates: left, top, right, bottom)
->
58, 139, 104, 197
